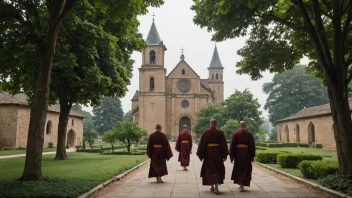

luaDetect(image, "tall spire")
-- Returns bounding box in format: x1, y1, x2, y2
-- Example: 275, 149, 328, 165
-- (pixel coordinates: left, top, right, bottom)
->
209, 44, 223, 68
146, 18, 162, 45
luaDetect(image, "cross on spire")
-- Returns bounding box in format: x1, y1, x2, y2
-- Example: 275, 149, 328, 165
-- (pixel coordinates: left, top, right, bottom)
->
152, 13, 156, 21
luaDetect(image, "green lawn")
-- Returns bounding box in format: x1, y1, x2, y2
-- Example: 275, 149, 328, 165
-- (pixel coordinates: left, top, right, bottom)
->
0, 148, 57, 156
0, 152, 148, 181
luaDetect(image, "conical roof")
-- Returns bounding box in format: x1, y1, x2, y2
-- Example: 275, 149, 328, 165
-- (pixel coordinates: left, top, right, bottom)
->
209, 45, 223, 68
146, 21, 162, 45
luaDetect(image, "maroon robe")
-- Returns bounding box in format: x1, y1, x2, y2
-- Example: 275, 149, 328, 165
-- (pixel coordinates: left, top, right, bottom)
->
229, 129, 256, 186
175, 131, 193, 166
196, 127, 229, 185
147, 131, 173, 178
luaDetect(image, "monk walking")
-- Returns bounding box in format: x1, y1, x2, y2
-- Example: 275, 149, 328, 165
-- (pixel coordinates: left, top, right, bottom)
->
229, 121, 256, 192
147, 124, 173, 183
196, 119, 228, 194
175, 125, 193, 171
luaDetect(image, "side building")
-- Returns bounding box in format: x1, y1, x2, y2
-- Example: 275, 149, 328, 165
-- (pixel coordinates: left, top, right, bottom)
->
276, 99, 352, 149
0, 92, 85, 148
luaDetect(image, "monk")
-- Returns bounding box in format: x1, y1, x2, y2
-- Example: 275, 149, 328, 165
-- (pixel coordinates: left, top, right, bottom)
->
147, 124, 173, 183
229, 121, 256, 192
175, 125, 193, 171
196, 119, 229, 194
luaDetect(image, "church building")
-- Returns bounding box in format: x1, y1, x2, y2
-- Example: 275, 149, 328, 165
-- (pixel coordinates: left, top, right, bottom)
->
131, 20, 224, 137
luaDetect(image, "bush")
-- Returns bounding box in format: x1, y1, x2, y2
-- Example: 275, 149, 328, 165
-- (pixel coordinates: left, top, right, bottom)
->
0, 178, 101, 198
255, 142, 309, 148
316, 144, 323, 148
103, 151, 146, 155
256, 152, 279, 163
277, 154, 322, 168
256, 146, 267, 150
320, 175, 352, 196
298, 160, 338, 179
48, 142, 54, 148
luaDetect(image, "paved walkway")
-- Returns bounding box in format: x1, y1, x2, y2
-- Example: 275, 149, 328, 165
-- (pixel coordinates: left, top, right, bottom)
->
95, 145, 328, 198
0, 148, 75, 159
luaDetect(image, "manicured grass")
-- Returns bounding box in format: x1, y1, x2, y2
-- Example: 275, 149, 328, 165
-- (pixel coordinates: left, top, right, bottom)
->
0, 148, 57, 156
0, 152, 148, 181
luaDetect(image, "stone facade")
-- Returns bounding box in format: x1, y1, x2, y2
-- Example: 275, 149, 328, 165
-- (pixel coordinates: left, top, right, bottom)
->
131, 21, 224, 137
0, 92, 84, 148
276, 99, 352, 150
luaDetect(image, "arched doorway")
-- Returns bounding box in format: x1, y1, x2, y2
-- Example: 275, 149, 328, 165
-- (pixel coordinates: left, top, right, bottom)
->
66, 129, 76, 147
278, 127, 282, 142
308, 122, 315, 144
284, 125, 289, 142
295, 124, 300, 142
179, 117, 191, 133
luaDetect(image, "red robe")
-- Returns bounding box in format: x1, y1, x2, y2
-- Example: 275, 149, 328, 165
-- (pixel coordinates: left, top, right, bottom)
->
196, 127, 229, 185
147, 131, 173, 178
229, 129, 256, 186
175, 131, 193, 166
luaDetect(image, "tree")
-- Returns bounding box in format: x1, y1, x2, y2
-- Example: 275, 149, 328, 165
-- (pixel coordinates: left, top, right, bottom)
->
193, 104, 226, 137
0, 0, 77, 181
113, 121, 147, 153
123, 110, 133, 122
263, 65, 329, 123
192, 0, 352, 176
269, 127, 278, 141
93, 98, 124, 135
223, 90, 264, 135
102, 130, 118, 152
84, 129, 99, 149
260, 119, 274, 137
72, 104, 95, 135
220, 119, 239, 139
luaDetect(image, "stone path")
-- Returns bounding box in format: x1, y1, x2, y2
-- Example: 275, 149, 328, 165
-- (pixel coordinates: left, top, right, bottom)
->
94, 145, 328, 198
0, 148, 76, 159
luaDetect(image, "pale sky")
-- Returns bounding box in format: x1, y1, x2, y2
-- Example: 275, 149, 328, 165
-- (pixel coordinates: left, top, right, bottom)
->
83, 0, 306, 118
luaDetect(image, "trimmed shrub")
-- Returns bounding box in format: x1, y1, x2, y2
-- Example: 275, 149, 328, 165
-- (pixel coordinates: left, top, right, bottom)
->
277, 154, 322, 168
48, 142, 54, 148
316, 144, 323, 148
255, 143, 309, 148
256, 143, 267, 147
320, 175, 352, 196
256, 146, 267, 150
298, 160, 338, 179
256, 152, 279, 164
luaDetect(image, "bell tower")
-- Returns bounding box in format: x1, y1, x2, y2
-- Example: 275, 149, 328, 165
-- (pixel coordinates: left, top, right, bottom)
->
208, 45, 224, 103
138, 17, 167, 133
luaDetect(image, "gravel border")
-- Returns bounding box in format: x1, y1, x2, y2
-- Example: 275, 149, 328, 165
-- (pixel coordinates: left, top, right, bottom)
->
78, 159, 150, 198
255, 162, 352, 198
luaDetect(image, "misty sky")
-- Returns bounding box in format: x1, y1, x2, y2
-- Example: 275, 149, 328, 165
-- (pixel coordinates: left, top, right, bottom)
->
83, 0, 307, 118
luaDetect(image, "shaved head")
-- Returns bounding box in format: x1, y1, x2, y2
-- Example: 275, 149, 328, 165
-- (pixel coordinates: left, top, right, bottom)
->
239, 121, 246, 129
210, 119, 217, 127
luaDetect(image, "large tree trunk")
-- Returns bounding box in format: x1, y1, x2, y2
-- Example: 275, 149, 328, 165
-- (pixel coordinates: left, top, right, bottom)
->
327, 84, 352, 177
55, 95, 72, 160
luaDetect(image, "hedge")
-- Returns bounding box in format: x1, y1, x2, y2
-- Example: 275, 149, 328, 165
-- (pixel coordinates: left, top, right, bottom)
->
256, 146, 267, 150
277, 153, 322, 168
255, 143, 309, 148
103, 151, 146, 155
320, 175, 352, 196
316, 144, 323, 148
256, 152, 279, 164
298, 160, 338, 179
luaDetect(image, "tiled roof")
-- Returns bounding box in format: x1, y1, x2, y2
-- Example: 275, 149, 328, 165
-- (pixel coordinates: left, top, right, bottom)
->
209, 45, 223, 69
200, 79, 212, 92
0, 92, 86, 118
132, 90, 139, 101
132, 105, 139, 115
277, 99, 352, 122
146, 21, 162, 45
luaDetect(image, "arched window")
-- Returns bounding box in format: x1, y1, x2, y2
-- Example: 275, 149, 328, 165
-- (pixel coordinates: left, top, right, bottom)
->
46, 121, 52, 135
149, 50, 156, 64
72, 119, 74, 126
284, 125, 289, 142
295, 124, 300, 142
150, 77, 155, 91
182, 69, 185, 75
212, 73, 214, 80
216, 73, 219, 80
308, 122, 316, 144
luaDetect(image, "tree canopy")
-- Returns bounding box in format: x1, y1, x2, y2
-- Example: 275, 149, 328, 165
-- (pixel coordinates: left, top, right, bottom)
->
113, 121, 147, 153
193, 104, 226, 137
93, 97, 124, 135
220, 119, 239, 139
123, 110, 133, 122
263, 65, 329, 123
192, 0, 352, 176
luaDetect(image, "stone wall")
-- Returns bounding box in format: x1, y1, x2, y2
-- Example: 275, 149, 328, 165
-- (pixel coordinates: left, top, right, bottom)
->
276, 114, 349, 149
0, 105, 18, 147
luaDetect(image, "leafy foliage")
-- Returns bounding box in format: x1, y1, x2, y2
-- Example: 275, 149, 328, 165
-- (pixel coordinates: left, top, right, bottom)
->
71, 104, 95, 134
298, 160, 338, 179
256, 152, 279, 164
193, 104, 225, 137
320, 175, 352, 196
102, 130, 119, 152
277, 154, 323, 168
220, 119, 239, 139
269, 127, 277, 141
93, 98, 124, 135
123, 110, 133, 122
263, 65, 329, 123
83, 129, 99, 149
113, 122, 147, 153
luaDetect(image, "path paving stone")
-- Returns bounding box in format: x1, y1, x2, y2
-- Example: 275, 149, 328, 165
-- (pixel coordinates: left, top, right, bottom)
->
94, 144, 329, 198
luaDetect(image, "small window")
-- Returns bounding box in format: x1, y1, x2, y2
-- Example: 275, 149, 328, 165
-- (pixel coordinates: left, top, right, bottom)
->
212, 73, 214, 80
216, 73, 219, 80
150, 77, 155, 91
46, 121, 52, 135
182, 69, 185, 75
72, 119, 74, 126
149, 50, 156, 64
